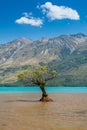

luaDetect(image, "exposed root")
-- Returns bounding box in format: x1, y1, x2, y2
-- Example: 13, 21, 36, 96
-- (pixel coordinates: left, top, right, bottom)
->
40, 96, 53, 102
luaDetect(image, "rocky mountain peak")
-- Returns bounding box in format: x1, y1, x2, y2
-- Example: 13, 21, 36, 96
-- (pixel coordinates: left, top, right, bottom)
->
71, 33, 87, 38
18, 37, 33, 43
0, 33, 87, 85
39, 37, 49, 42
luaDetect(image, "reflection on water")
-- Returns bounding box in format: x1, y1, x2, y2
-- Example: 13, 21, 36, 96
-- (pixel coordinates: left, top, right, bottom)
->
0, 93, 87, 130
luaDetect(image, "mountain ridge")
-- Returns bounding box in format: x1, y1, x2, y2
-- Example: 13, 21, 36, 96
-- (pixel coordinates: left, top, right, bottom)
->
0, 33, 87, 86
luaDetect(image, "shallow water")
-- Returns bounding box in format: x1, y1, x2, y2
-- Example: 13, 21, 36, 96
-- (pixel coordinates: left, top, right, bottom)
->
0, 93, 87, 130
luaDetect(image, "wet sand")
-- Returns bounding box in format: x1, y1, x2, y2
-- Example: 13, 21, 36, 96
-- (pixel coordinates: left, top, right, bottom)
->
0, 92, 87, 130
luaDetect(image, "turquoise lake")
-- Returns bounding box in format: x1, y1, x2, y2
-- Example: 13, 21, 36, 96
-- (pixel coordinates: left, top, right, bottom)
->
0, 87, 87, 93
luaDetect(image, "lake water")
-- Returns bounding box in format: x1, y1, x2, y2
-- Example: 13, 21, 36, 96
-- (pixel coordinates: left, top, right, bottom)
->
0, 87, 87, 130
0, 86, 87, 93
0, 89, 87, 130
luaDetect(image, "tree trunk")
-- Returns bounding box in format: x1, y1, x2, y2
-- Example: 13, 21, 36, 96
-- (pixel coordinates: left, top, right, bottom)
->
40, 86, 53, 102
40, 87, 48, 97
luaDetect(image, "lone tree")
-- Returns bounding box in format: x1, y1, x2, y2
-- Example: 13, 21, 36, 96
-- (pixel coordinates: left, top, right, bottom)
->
18, 66, 57, 102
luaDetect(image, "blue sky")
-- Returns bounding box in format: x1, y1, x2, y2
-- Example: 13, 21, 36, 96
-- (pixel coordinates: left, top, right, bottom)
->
0, 0, 87, 43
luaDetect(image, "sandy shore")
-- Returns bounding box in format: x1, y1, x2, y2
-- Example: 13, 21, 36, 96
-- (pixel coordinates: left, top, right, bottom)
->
0, 92, 87, 130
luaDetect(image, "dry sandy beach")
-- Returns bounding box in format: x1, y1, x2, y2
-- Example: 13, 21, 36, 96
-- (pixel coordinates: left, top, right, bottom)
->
0, 92, 87, 130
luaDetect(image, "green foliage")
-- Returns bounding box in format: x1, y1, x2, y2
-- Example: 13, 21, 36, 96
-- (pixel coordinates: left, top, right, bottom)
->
18, 66, 57, 87
51, 70, 57, 76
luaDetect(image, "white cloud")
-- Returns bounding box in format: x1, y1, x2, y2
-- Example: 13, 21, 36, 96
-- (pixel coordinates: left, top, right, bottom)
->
40, 2, 80, 20
22, 12, 32, 18
15, 13, 43, 27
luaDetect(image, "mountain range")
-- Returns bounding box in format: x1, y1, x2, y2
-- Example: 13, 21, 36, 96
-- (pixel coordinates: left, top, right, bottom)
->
0, 33, 87, 86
